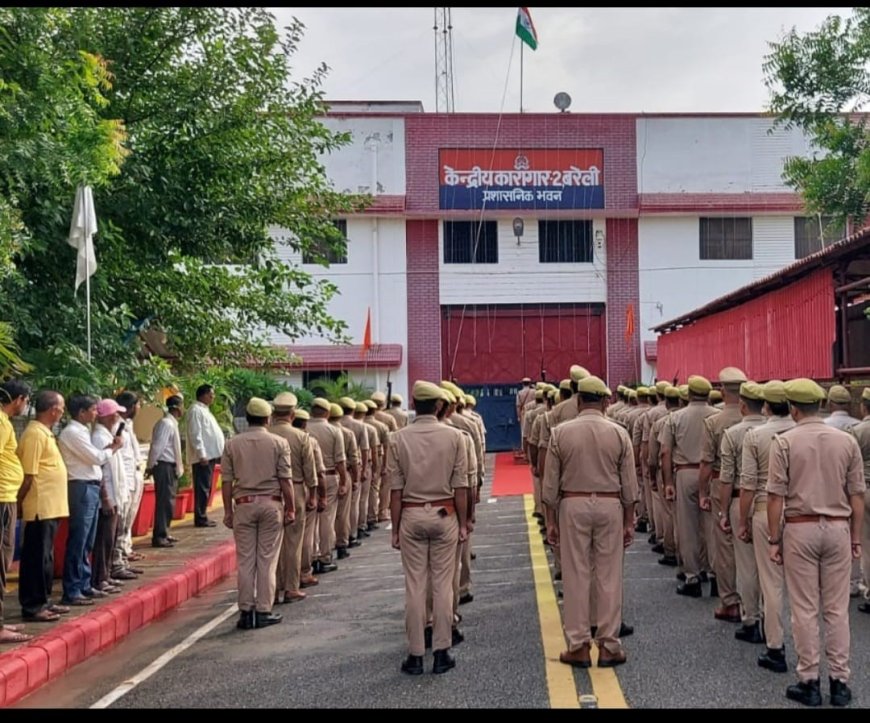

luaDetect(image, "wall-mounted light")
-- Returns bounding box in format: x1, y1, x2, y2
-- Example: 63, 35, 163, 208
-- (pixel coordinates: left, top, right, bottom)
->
595, 228, 605, 249
513, 217, 525, 246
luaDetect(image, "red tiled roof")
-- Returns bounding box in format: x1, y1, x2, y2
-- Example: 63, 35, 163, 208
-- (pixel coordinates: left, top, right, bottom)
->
639, 192, 804, 214
272, 344, 403, 370
360, 195, 405, 214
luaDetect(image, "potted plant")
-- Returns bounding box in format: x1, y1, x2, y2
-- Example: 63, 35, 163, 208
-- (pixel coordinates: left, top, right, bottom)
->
174, 471, 193, 520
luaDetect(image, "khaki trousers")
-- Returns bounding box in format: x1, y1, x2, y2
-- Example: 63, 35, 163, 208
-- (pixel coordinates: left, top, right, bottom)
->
641, 468, 654, 532
367, 465, 381, 524
751, 505, 785, 649
378, 473, 391, 520
675, 468, 703, 580
560, 496, 624, 654
233, 498, 284, 613
545, 502, 561, 574
729, 497, 760, 623
532, 472, 542, 516
656, 470, 676, 556
350, 471, 363, 534
302, 495, 317, 575
651, 487, 665, 544
862, 489, 870, 596
783, 518, 852, 683
335, 476, 352, 548
400, 508, 459, 655
317, 473, 339, 564
276, 484, 307, 593
358, 466, 372, 532
709, 480, 738, 606
459, 536, 472, 596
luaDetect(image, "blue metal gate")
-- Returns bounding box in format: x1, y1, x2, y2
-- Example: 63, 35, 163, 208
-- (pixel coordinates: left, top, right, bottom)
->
463, 383, 522, 453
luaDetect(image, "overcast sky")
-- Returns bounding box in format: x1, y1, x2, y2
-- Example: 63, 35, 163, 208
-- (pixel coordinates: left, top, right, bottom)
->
270, 7, 852, 113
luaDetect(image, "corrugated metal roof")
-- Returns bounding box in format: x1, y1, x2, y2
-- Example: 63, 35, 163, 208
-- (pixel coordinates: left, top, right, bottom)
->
272, 343, 403, 370
653, 223, 870, 333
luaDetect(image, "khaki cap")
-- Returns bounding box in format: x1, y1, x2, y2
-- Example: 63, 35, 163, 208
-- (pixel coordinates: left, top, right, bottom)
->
655, 380, 669, 395
547, 389, 557, 399
627, 389, 638, 399
678, 384, 689, 401
559, 379, 572, 391
569, 365, 590, 382
862, 388, 870, 402
412, 381, 442, 401
636, 386, 650, 398
246, 397, 272, 417
719, 366, 748, 384
294, 409, 310, 421
739, 381, 764, 401
762, 380, 787, 404
784, 378, 826, 404
441, 388, 457, 404
272, 391, 298, 410
688, 375, 712, 395
522, 377, 532, 383
827, 384, 851, 404
329, 403, 344, 419
536, 382, 547, 390
363, 399, 378, 410
617, 384, 627, 394
534, 390, 544, 401
709, 390, 723, 403
464, 394, 476, 406
355, 402, 367, 414
664, 385, 681, 399
577, 376, 611, 397
391, 394, 403, 404
312, 397, 332, 412
371, 391, 387, 404
339, 396, 357, 410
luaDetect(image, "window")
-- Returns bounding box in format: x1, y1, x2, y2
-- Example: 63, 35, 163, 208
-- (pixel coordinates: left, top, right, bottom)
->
302, 220, 348, 264
538, 220, 593, 263
303, 370, 345, 398
443, 221, 498, 264
794, 216, 840, 259
699, 217, 753, 260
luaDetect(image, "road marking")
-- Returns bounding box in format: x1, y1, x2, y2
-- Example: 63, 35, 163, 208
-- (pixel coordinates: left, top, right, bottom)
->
524, 494, 579, 709
90, 603, 239, 709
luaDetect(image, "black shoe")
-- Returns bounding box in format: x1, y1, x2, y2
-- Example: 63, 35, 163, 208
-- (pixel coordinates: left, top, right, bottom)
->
676, 581, 702, 597
857, 601, 870, 614
470, 552, 476, 560
452, 627, 464, 646
635, 520, 648, 533
318, 561, 338, 573
237, 611, 255, 630
195, 520, 217, 528
758, 647, 788, 673
709, 578, 719, 599
699, 571, 709, 583
647, 532, 657, 544
255, 611, 283, 628
557, 589, 563, 599
619, 622, 634, 637
401, 654, 424, 676
676, 571, 687, 582
151, 538, 174, 548
786, 679, 821, 707
311, 560, 322, 575
830, 677, 852, 707
358, 528, 370, 538
432, 649, 456, 674
554, 571, 562, 582
735, 622, 764, 644
424, 626, 433, 649
367, 521, 379, 531
336, 547, 350, 560
348, 538, 362, 548
658, 555, 678, 566
651, 543, 665, 554
458, 593, 473, 605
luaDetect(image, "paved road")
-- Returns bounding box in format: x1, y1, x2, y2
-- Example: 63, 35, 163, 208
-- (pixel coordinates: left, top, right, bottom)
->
17, 455, 870, 708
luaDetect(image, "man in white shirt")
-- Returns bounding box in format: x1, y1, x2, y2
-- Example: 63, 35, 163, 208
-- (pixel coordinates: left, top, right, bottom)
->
57, 395, 121, 606
112, 392, 145, 579
825, 385, 861, 432
147, 395, 185, 547
91, 400, 126, 595
185, 384, 225, 527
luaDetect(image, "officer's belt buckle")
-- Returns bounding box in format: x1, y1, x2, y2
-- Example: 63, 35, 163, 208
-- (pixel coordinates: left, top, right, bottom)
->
423, 502, 432, 510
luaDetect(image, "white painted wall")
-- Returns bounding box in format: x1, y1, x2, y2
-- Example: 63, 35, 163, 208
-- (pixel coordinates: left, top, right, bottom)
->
319, 116, 406, 196
439, 218, 607, 304
638, 215, 799, 382
636, 117, 817, 194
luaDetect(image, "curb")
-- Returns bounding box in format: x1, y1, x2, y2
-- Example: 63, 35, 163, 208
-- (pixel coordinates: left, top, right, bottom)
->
0, 540, 236, 708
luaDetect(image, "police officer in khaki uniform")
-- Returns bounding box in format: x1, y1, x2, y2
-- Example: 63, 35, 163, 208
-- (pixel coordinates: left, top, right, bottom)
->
607, 385, 627, 420
516, 377, 535, 424
389, 381, 469, 676
850, 388, 870, 613
659, 375, 718, 596
738, 380, 794, 673
271, 392, 317, 604
699, 366, 747, 617
364, 400, 390, 524
386, 394, 409, 429
717, 381, 766, 642
767, 378, 865, 707
543, 376, 638, 668
354, 401, 379, 536
709, 390, 724, 409
292, 410, 326, 588
825, 385, 860, 431
465, 395, 487, 456
330, 403, 358, 560
307, 398, 347, 574
372, 392, 399, 433
339, 397, 371, 547
648, 386, 681, 567
221, 398, 294, 630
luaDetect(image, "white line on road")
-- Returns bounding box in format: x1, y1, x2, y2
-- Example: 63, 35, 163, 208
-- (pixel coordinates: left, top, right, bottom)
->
90, 603, 239, 709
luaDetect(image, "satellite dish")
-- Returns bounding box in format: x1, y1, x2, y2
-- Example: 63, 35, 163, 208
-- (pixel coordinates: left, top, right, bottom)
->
553, 92, 572, 112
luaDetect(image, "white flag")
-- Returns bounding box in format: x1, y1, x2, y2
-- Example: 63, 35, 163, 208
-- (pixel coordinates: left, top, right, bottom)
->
67, 184, 97, 293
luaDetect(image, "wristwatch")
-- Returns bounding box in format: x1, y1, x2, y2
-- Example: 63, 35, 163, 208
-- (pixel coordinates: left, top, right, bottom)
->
767, 535, 781, 545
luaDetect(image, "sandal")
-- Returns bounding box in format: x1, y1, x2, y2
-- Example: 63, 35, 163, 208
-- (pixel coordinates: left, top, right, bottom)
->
3, 624, 25, 632
0, 629, 33, 643
48, 604, 71, 614
22, 610, 61, 622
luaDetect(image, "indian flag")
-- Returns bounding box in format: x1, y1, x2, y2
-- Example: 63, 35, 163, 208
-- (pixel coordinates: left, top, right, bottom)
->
516, 7, 538, 51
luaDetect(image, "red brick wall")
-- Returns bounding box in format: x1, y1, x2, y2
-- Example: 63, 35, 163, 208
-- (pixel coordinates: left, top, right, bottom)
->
405, 113, 637, 212
406, 220, 442, 384
606, 218, 641, 386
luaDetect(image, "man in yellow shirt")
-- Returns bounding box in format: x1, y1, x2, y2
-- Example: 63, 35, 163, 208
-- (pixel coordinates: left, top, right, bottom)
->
17, 391, 69, 622
0, 380, 31, 643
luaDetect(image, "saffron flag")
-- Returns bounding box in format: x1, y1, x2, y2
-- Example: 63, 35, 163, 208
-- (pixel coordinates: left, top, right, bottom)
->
625, 303, 636, 344
516, 7, 538, 50
360, 307, 372, 358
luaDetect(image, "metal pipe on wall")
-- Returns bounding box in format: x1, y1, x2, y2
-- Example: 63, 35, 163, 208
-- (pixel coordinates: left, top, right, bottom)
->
369, 136, 381, 392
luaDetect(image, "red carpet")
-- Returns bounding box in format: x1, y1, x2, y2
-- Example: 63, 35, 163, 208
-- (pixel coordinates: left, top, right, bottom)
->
491, 452, 534, 497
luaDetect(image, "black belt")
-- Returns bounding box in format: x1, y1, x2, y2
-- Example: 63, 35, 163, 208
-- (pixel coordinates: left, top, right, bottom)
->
70, 478, 101, 486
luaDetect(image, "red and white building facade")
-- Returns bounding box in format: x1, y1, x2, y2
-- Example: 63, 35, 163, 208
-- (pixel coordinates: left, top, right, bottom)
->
269, 102, 829, 399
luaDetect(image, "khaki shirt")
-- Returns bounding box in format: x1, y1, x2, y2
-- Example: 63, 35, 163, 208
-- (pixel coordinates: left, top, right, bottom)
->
340, 415, 371, 463
539, 397, 579, 449
333, 421, 359, 468
850, 417, 870, 483
470, 410, 486, 448
220, 426, 293, 499
269, 420, 317, 488
387, 415, 468, 502
375, 410, 398, 433
542, 409, 638, 508
739, 416, 796, 501
522, 403, 545, 439
529, 412, 547, 448
767, 417, 866, 518
366, 416, 390, 455
459, 428, 478, 487
450, 411, 484, 478
517, 387, 535, 416
658, 401, 719, 466
306, 418, 346, 470
385, 407, 409, 429
701, 404, 743, 471
310, 436, 326, 477
17, 421, 69, 521
631, 405, 652, 448
642, 403, 668, 444
648, 409, 676, 469
606, 401, 625, 419
719, 415, 766, 486
362, 420, 379, 452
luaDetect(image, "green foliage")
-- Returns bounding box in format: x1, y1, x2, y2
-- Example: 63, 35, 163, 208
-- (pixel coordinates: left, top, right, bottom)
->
0, 322, 32, 379
223, 367, 311, 414
306, 372, 372, 403
764, 8, 870, 228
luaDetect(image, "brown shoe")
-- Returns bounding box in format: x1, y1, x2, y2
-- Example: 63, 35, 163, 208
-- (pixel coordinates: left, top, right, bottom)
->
598, 647, 627, 668
714, 604, 741, 623
300, 575, 319, 588
559, 644, 591, 668
285, 591, 307, 602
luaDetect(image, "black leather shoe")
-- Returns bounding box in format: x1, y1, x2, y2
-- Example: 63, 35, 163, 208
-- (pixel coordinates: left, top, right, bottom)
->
735, 622, 764, 644
470, 552, 476, 560
458, 593, 473, 605
336, 547, 350, 560
401, 654, 424, 676
311, 560, 322, 575
758, 647, 788, 673
676, 581, 702, 597
658, 555, 678, 566
676, 571, 687, 581
709, 578, 719, 599
195, 520, 217, 528
830, 677, 852, 707
348, 539, 362, 548
358, 528, 370, 538
647, 532, 657, 544
452, 627, 464, 646
619, 622, 634, 637
432, 649, 456, 674
367, 521, 379, 531
857, 601, 870, 614
152, 538, 174, 548
554, 571, 562, 581
786, 679, 821, 707
635, 519, 648, 533
318, 562, 338, 573
424, 626, 433, 649
651, 543, 665, 554
255, 611, 283, 628
237, 611, 255, 630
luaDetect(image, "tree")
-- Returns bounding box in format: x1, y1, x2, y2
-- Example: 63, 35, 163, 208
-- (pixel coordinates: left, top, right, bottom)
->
764, 8, 870, 230
0, 8, 366, 395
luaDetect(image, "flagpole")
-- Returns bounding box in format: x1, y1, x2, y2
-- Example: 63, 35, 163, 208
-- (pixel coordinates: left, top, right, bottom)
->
85, 243, 92, 363
520, 40, 524, 113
